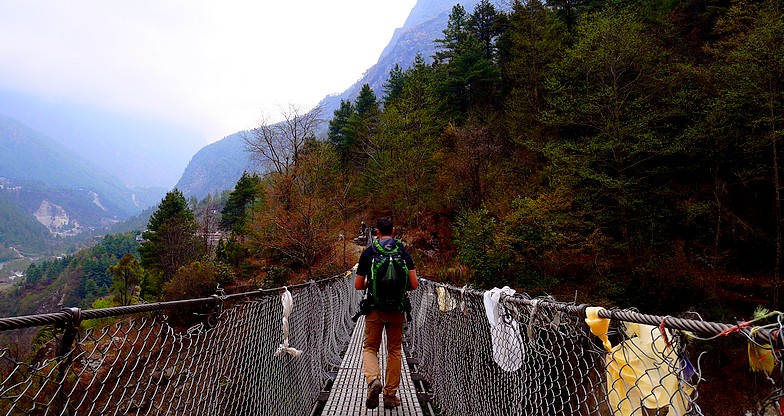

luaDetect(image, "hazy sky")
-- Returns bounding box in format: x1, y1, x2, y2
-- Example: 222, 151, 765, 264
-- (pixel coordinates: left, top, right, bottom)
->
0, 1, 418, 142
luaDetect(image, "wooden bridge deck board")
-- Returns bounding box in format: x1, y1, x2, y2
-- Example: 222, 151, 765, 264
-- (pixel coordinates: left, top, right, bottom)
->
321, 317, 424, 416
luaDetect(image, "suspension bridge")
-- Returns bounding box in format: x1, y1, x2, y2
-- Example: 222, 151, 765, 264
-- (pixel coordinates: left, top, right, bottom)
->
1, 268, 783, 415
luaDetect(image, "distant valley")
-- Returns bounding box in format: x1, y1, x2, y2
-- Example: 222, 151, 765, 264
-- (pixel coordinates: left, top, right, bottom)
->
0, 88, 205, 189
0, 115, 163, 255
0, 0, 501, 256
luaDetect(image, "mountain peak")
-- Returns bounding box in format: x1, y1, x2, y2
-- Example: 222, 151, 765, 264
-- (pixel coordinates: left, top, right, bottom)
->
174, 0, 502, 199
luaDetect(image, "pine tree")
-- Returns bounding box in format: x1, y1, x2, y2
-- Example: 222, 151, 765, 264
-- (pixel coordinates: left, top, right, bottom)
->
382, 64, 406, 106
363, 57, 444, 222
548, 0, 592, 32
139, 189, 205, 293
434, 3, 501, 120
500, 0, 565, 148
354, 84, 379, 116
219, 172, 264, 235
468, 0, 504, 61
344, 84, 381, 169
328, 99, 356, 164
544, 6, 687, 246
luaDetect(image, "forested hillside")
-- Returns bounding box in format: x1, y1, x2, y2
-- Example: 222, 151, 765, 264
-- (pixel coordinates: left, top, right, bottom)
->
0, 114, 165, 255
2, 2, 781, 414
10, 0, 783, 325
132, 0, 784, 320
0, 192, 50, 253
175, 132, 253, 199
226, 0, 781, 318
0, 233, 141, 317
0, 114, 159, 255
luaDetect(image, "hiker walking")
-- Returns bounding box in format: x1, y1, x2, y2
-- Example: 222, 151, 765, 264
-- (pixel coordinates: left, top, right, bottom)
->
354, 217, 418, 409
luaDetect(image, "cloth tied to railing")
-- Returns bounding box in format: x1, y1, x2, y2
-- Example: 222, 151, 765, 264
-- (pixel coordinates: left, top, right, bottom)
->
437, 286, 457, 312
585, 307, 693, 415
482, 286, 523, 372
749, 340, 776, 375
275, 288, 302, 357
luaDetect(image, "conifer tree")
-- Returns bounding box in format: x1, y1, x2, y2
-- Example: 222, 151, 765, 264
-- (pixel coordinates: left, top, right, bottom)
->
500, 0, 565, 148
219, 171, 264, 236
468, 0, 504, 61
382, 64, 406, 105
544, 6, 686, 246
139, 189, 205, 293
548, 0, 591, 32
339, 84, 380, 170
434, 3, 501, 120
363, 57, 444, 221
328, 99, 356, 164
353, 84, 379, 117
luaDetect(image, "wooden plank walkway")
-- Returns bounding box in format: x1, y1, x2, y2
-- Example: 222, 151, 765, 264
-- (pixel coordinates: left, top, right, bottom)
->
321, 317, 425, 416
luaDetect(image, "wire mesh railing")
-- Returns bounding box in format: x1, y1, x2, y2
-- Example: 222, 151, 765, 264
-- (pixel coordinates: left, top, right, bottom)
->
0, 271, 360, 416
406, 280, 784, 416
3, 272, 784, 415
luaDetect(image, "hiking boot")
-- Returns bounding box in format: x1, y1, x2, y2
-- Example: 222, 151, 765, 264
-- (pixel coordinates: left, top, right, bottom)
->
383, 395, 401, 409
365, 379, 382, 409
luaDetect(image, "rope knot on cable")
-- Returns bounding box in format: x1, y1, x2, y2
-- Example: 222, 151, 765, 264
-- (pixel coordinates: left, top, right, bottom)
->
275, 287, 303, 357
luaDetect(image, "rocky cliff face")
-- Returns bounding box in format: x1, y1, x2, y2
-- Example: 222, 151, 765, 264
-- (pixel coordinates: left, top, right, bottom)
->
175, 132, 252, 199
175, 0, 503, 199
317, 0, 493, 117
33, 200, 83, 237
89, 191, 108, 212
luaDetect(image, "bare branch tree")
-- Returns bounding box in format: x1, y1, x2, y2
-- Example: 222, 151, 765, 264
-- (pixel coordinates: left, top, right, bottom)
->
249, 141, 342, 279
198, 197, 221, 257
243, 103, 325, 176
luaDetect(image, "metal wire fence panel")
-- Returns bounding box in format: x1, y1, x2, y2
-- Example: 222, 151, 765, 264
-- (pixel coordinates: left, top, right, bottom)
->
5, 272, 784, 415
406, 280, 778, 416
0, 274, 360, 416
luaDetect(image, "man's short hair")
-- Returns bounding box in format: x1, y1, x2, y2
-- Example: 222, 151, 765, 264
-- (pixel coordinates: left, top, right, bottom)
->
376, 217, 394, 236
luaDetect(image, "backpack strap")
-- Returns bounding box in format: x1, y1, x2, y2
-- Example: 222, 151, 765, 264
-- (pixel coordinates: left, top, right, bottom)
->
373, 238, 400, 255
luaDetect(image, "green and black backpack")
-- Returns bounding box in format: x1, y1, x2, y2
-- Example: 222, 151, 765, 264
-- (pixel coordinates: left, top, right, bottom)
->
369, 239, 409, 312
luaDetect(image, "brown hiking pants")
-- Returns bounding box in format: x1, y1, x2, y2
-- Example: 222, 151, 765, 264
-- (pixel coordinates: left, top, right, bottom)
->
362, 309, 405, 397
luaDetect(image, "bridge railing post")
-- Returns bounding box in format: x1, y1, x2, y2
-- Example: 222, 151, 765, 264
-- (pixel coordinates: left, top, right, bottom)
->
55, 307, 82, 414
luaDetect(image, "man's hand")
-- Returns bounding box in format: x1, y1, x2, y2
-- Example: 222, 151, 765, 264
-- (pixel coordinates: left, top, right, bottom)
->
355, 273, 367, 290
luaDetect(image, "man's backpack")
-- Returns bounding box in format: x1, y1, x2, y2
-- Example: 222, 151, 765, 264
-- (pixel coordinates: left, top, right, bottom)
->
369, 239, 409, 312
